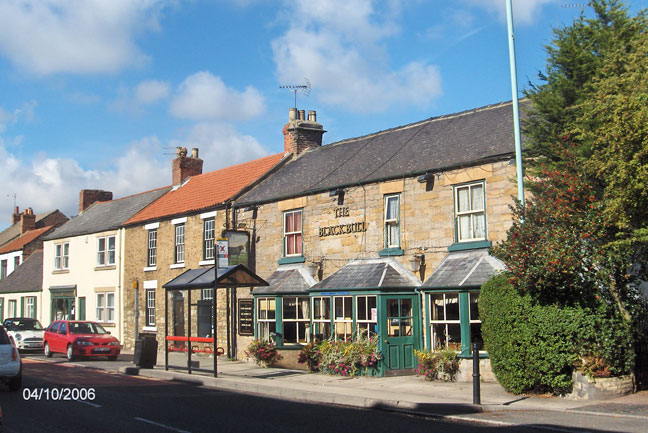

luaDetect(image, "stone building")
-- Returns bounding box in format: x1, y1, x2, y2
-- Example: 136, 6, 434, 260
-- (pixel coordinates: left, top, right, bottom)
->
232, 102, 520, 375
121, 147, 288, 353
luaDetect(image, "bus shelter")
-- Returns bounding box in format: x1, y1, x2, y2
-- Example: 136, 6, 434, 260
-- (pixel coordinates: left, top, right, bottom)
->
162, 264, 268, 377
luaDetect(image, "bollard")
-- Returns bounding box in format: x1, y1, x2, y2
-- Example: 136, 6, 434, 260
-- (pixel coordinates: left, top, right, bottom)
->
473, 342, 481, 405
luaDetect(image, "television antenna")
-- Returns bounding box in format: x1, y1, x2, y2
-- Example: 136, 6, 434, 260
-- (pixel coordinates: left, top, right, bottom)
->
280, 78, 311, 109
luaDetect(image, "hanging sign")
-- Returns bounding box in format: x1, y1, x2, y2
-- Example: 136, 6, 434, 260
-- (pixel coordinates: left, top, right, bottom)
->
216, 239, 229, 269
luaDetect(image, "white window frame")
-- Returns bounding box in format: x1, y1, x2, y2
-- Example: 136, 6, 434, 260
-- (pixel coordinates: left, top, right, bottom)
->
97, 235, 116, 266
0, 260, 6, 280
333, 296, 353, 341
355, 295, 377, 339
174, 224, 185, 264
145, 289, 156, 327
202, 288, 213, 300
384, 194, 400, 249
25, 296, 36, 319
454, 182, 486, 242
55, 242, 70, 270
8, 299, 17, 317
311, 296, 331, 340
203, 218, 215, 260
147, 229, 157, 267
283, 209, 303, 257
429, 292, 461, 351
282, 297, 310, 344
256, 297, 276, 342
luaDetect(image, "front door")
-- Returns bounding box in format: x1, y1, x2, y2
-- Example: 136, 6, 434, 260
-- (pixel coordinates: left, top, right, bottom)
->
381, 295, 420, 374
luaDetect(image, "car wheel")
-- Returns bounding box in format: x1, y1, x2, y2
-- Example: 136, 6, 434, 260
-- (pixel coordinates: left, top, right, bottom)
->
44, 342, 52, 358
108, 355, 118, 361
8, 370, 22, 392
66, 344, 75, 361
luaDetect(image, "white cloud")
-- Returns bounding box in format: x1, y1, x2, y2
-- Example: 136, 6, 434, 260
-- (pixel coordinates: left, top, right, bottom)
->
135, 80, 170, 105
272, 0, 442, 113
462, 0, 556, 25
0, 137, 167, 226
169, 72, 266, 121
170, 122, 270, 172
0, 0, 167, 75
0, 101, 37, 133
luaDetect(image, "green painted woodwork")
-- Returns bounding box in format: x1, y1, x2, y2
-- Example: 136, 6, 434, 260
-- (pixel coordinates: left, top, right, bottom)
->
447, 240, 492, 252
277, 256, 306, 264
378, 248, 404, 257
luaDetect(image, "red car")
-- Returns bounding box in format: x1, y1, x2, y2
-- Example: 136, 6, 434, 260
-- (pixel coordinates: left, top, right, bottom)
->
43, 321, 121, 361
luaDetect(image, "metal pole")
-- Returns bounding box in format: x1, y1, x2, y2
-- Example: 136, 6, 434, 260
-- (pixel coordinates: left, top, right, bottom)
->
506, 0, 525, 207
165, 289, 168, 371
213, 270, 218, 378
187, 289, 192, 374
473, 343, 481, 405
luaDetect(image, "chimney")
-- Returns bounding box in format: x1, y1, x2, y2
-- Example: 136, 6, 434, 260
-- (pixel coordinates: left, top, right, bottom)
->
79, 189, 113, 214
283, 108, 326, 155
20, 208, 36, 234
172, 146, 203, 186
11, 206, 20, 225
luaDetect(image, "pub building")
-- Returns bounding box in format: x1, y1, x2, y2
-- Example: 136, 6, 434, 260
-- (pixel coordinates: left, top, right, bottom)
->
228, 102, 519, 378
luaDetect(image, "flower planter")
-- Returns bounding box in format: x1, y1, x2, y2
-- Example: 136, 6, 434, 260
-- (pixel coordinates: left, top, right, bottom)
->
567, 371, 634, 400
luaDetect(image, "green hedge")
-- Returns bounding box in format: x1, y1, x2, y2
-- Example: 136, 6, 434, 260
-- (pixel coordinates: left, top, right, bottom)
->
479, 273, 634, 395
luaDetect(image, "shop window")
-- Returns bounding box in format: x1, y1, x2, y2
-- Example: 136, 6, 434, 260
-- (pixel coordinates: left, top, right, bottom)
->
174, 224, 185, 264
334, 296, 353, 340
356, 296, 377, 338
454, 182, 486, 242
283, 210, 303, 257
145, 289, 156, 327
384, 194, 400, 248
97, 235, 116, 266
257, 297, 276, 341
147, 229, 157, 267
430, 293, 461, 350
282, 297, 310, 344
386, 298, 413, 337
312, 297, 331, 340
55, 242, 70, 270
203, 218, 215, 260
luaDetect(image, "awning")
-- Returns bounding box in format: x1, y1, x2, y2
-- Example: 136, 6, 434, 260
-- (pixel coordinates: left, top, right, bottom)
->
162, 264, 269, 290
310, 258, 420, 292
420, 248, 505, 289
253, 263, 316, 295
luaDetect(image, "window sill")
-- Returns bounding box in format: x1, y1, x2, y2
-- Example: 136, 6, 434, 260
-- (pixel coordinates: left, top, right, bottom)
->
199, 260, 215, 266
447, 240, 492, 252
52, 269, 70, 274
378, 248, 404, 257
170, 263, 185, 269
278, 256, 306, 265
94, 265, 116, 271
142, 326, 157, 332
143, 266, 157, 272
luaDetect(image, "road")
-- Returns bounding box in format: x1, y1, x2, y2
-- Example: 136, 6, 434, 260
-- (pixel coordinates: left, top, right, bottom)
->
0, 356, 549, 433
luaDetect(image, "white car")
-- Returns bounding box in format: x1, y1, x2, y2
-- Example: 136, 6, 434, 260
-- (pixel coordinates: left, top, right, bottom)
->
0, 324, 22, 392
3, 318, 44, 352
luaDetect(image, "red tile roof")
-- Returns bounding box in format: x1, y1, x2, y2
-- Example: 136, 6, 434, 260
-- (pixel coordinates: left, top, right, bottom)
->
0, 226, 53, 254
126, 153, 286, 225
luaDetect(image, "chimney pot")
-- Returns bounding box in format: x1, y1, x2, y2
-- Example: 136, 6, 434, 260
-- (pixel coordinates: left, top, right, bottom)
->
191, 148, 199, 158
19, 208, 36, 234
298, 110, 305, 120
283, 108, 326, 155
172, 147, 203, 186
289, 108, 297, 121
308, 110, 316, 122
11, 206, 20, 225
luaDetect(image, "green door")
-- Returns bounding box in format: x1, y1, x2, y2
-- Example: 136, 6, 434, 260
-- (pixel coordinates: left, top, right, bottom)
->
381, 295, 420, 373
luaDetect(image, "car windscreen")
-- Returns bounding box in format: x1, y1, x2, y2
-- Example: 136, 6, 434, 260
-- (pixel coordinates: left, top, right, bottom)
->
69, 322, 108, 335
7, 319, 43, 331
0, 326, 11, 345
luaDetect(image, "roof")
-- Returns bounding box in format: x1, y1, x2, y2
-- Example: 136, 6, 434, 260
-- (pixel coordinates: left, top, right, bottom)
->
237, 101, 527, 206
0, 250, 43, 294
310, 258, 420, 291
421, 248, 505, 289
162, 265, 269, 290
0, 226, 53, 254
126, 153, 287, 225
253, 264, 317, 295
0, 210, 63, 247
43, 187, 170, 241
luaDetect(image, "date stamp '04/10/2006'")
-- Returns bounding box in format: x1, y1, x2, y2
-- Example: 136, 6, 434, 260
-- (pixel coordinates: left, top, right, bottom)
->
22, 388, 96, 401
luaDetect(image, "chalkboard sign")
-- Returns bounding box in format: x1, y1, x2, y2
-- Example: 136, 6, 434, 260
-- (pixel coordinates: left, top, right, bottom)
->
238, 299, 254, 336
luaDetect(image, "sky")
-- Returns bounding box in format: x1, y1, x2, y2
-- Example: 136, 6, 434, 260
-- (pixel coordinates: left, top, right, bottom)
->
0, 0, 645, 229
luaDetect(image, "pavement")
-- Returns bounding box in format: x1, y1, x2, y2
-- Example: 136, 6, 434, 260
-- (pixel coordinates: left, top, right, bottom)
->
76, 351, 648, 432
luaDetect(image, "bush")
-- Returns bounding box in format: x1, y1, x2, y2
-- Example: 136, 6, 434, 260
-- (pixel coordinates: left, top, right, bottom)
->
317, 337, 382, 376
480, 273, 635, 394
414, 349, 460, 381
245, 340, 282, 367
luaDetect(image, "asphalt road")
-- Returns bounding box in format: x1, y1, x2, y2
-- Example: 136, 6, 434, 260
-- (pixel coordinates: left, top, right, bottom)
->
0, 357, 549, 433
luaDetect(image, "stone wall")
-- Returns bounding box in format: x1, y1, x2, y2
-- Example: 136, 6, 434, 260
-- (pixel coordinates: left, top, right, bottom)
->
568, 372, 634, 400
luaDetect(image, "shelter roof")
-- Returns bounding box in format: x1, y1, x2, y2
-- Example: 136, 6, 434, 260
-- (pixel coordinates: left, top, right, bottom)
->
163, 264, 269, 290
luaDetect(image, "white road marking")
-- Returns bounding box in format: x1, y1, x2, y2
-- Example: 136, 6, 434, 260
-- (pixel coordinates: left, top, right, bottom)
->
135, 417, 192, 433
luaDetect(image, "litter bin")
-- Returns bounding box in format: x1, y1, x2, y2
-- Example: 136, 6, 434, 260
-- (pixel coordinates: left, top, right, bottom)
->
134, 333, 158, 369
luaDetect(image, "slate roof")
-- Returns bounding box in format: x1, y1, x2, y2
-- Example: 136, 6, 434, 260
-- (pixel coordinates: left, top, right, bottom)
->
0, 250, 43, 294
162, 265, 269, 290
237, 101, 527, 206
0, 226, 53, 254
310, 258, 420, 291
126, 153, 288, 225
253, 264, 317, 295
0, 210, 63, 247
421, 248, 505, 289
43, 187, 170, 241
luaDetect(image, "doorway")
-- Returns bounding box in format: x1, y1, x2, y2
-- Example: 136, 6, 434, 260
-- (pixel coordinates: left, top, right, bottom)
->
380, 295, 420, 374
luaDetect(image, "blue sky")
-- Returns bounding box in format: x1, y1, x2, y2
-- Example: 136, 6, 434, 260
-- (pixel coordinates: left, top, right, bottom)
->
0, 0, 645, 229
